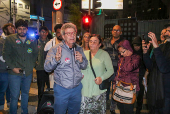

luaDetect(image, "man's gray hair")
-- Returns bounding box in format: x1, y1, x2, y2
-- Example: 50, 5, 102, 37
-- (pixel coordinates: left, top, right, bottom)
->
61, 23, 77, 35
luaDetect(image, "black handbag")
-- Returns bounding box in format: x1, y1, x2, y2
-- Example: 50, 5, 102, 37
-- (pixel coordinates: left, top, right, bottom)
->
89, 51, 110, 90
37, 88, 54, 114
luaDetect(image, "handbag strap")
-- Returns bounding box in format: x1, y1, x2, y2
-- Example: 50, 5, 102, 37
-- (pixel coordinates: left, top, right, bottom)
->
117, 58, 123, 78
89, 51, 97, 78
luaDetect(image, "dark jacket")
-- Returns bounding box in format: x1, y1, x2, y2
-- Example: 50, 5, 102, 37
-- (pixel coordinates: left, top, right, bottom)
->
0, 37, 7, 72
103, 36, 125, 68
113, 55, 140, 91
35, 38, 49, 70
133, 49, 146, 79
3, 34, 38, 76
132, 36, 146, 79
143, 41, 170, 108
113, 40, 140, 91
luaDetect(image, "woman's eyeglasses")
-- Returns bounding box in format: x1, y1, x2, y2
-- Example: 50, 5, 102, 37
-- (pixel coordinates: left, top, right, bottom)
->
119, 50, 126, 54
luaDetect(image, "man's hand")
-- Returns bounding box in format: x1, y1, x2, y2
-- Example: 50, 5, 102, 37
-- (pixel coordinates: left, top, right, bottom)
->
94, 77, 102, 85
55, 46, 62, 62
148, 32, 159, 48
75, 51, 83, 63
142, 40, 150, 54
12, 68, 21, 74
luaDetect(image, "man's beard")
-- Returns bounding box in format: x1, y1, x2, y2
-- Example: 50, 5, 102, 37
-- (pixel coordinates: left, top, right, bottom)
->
18, 33, 27, 37
165, 35, 170, 39
57, 35, 62, 41
113, 35, 120, 39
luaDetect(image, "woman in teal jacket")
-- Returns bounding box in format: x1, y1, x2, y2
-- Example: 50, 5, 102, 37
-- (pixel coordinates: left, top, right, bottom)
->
80, 34, 114, 114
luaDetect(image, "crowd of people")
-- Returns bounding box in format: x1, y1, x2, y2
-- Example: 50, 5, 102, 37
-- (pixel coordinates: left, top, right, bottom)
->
0, 19, 170, 114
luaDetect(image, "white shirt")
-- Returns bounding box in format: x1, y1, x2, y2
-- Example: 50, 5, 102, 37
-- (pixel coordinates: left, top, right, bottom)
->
44, 37, 61, 51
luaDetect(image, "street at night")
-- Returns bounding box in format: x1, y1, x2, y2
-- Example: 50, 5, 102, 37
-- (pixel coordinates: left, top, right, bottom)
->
0, 0, 170, 114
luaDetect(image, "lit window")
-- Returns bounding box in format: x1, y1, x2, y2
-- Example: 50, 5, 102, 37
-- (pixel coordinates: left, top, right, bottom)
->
158, 8, 161, 10
128, 0, 132, 4
147, 9, 151, 12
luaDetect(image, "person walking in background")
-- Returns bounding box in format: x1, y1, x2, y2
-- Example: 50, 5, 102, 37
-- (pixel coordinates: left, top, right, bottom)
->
44, 23, 88, 114
80, 34, 114, 114
3, 19, 38, 114
103, 25, 125, 114
113, 40, 140, 114
0, 23, 15, 113
35, 26, 50, 106
142, 24, 170, 114
132, 36, 147, 114
44, 24, 63, 88
81, 32, 91, 51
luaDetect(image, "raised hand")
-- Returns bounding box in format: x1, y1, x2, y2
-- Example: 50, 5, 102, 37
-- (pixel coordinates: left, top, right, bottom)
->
148, 32, 159, 48
142, 40, 150, 54
55, 46, 62, 61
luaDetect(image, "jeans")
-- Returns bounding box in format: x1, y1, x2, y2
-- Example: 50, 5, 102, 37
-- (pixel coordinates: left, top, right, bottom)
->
8, 74, 32, 114
0, 72, 10, 110
53, 83, 82, 114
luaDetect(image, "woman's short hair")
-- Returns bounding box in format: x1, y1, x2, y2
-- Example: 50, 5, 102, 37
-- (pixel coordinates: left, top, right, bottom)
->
61, 23, 77, 36
91, 34, 102, 44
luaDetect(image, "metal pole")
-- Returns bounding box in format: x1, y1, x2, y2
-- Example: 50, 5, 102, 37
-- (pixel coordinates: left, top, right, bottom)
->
41, 0, 44, 26
88, 0, 91, 33
37, 19, 39, 34
13, 0, 16, 25
9, 0, 12, 22
88, 0, 91, 15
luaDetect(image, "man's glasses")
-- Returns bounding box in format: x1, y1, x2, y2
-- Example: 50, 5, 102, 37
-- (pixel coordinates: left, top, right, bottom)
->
65, 32, 76, 36
40, 31, 47, 34
113, 29, 121, 32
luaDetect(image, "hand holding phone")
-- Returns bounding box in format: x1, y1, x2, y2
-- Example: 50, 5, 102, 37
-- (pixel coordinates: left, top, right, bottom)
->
142, 34, 147, 48
19, 69, 23, 73
142, 40, 150, 54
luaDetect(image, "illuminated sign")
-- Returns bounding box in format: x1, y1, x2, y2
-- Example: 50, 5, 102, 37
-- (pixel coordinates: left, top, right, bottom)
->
81, 0, 123, 10
39, 16, 45, 21
53, 0, 62, 10
81, 0, 93, 9
30, 15, 38, 20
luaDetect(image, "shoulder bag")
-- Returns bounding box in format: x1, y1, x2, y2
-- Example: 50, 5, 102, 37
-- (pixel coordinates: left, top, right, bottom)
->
113, 59, 136, 104
89, 51, 110, 90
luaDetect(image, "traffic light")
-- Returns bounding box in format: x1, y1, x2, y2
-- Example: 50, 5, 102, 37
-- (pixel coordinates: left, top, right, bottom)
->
82, 15, 91, 31
93, 0, 102, 9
